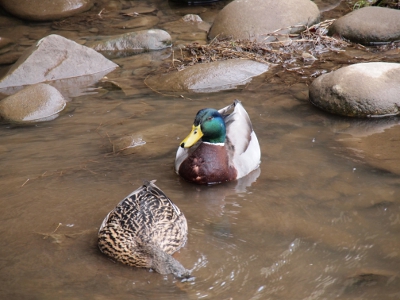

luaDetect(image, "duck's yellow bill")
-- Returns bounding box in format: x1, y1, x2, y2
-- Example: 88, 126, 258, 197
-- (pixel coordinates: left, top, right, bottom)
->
180, 125, 203, 148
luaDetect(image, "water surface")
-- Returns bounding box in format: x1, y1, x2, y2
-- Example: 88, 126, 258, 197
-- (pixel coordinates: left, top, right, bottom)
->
1, 1, 400, 299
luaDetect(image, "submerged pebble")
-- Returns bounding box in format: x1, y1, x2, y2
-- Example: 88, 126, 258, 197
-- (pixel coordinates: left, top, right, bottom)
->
111, 135, 146, 154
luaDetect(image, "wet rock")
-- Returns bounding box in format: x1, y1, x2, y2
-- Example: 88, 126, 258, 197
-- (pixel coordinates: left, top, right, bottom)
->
199, 10, 219, 23
101, 0, 122, 11
0, 83, 66, 123
111, 135, 147, 155
208, 0, 320, 42
0, 0, 94, 21
111, 16, 159, 30
162, 18, 211, 37
329, 7, 400, 45
344, 268, 399, 290
0, 37, 12, 49
146, 59, 269, 93
309, 62, 400, 117
107, 123, 186, 157
182, 14, 202, 23
0, 34, 118, 89
85, 29, 172, 57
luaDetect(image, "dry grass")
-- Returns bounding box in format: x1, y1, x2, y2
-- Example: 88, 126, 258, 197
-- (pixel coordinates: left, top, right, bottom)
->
167, 20, 349, 72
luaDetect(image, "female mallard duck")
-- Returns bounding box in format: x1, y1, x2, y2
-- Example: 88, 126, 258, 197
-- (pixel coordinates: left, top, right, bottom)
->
98, 180, 189, 278
175, 99, 261, 184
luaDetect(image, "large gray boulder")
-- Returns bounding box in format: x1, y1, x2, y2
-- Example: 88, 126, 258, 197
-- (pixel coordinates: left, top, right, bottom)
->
309, 62, 400, 117
208, 0, 320, 42
145, 59, 269, 93
0, 0, 93, 21
0, 83, 66, 123
0, 34, 118, 89
329, 7, 400, 45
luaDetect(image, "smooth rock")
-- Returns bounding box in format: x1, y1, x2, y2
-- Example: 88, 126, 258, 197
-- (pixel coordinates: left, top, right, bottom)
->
329, 7, 400, 45
0, 34, 118, 89
0, 83, 66, 122
182, 14, 202, 22
111, 135, 146, 154
86, 29, 172, 56
309, 62, 400, 117
0, 0, 93, 21
146, 59, 269, 93
107, 123, 186, 157
0, 37, 12, 49
208, 0, 320, 42
101, 0, 122, 11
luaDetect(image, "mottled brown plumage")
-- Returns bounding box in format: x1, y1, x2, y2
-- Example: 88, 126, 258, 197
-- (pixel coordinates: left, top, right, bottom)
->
98, 180, 189, 278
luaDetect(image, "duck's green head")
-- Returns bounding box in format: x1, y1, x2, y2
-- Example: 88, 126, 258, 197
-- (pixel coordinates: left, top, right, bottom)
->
180, 108, 226, 148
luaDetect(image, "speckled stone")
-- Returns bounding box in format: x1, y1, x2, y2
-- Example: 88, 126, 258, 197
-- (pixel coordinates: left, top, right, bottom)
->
0, 34, 118, 89
146, 59, 269, 93
86, 29, 172, 53
329, 7, 400, 45
0, 0, 94, 21
309, 62, 400, 117
208, 0, 320, 42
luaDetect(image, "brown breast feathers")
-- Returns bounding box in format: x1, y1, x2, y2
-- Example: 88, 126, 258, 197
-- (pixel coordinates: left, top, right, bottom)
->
178, 143, 237, 184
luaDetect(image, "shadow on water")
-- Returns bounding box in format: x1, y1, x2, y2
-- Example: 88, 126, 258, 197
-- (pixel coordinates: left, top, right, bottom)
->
0, 0, 400, 299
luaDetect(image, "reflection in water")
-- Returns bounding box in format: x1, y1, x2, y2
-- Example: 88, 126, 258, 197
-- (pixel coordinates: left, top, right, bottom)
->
0, 68, 117, 100
330, 116, 400, 138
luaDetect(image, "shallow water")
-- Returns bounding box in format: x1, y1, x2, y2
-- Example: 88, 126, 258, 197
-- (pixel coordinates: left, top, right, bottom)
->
1, 0, 400, 299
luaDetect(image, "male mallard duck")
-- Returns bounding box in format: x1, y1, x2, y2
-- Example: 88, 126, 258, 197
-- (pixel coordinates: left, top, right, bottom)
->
98, 180, 189, 278
175, 99, 261, 184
